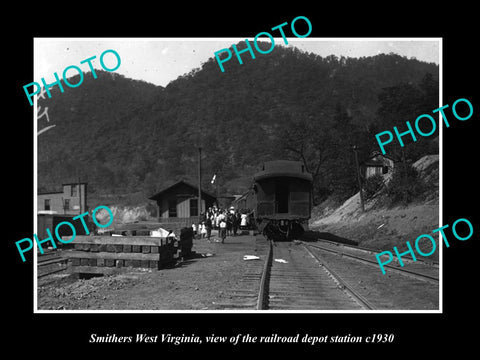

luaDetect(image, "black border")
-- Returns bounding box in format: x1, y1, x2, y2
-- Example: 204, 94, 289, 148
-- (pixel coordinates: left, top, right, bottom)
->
6, 5, 478, 354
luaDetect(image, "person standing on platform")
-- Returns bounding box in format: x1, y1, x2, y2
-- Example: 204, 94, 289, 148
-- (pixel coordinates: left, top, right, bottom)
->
240, 211, 248, 230
200, 221, 207, 238
214, 210, 220, 230
217, 211, 227, 243
232, 210, 239, 236
205, 217, 212, 241
226, 212, 233, 236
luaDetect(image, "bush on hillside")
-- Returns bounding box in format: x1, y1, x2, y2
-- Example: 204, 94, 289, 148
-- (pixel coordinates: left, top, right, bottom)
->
363, 174, 385, 199
385, 163, 427, 205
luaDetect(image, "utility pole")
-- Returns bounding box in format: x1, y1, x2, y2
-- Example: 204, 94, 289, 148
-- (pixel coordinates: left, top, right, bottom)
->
353, 145, 365, 212
215, 174, 219, 207
78, 176, 82, 214
401, 147, 408, 204
197, 147, 202, 234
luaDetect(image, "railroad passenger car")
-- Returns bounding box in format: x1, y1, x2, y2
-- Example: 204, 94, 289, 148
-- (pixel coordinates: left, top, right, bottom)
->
252, 160, 313, 240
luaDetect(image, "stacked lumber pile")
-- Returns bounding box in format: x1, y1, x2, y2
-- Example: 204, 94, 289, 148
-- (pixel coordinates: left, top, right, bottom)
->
63, 236, 177, 275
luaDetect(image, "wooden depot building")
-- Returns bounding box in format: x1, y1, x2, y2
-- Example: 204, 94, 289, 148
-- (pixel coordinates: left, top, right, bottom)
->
149, 180, 216, 229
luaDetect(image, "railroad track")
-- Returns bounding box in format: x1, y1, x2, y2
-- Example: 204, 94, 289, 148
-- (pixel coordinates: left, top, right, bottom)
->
300, 241, 439, 310
37, 250, 69, 278
216, 237, 439, 311
306, 240, 439, 285
213, 237, 270, 310
216, 238, 372, 310
313, 238, 439, 268
262, 241, 373, 310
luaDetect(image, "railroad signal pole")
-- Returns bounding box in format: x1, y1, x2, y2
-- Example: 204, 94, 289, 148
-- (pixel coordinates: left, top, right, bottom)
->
353, 145, 365, 212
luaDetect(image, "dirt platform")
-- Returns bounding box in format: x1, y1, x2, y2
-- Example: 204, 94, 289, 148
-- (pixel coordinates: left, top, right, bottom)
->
37, 234, 265, 311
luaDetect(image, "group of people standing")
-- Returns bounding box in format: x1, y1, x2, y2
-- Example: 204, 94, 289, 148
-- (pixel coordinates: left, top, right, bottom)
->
192, 206, 254, 243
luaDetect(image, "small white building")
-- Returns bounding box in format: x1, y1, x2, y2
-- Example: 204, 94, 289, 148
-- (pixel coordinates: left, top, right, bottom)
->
37, 182, 87, 215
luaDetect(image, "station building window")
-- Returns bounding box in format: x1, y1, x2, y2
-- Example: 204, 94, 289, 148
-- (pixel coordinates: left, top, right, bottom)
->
190, 198, 198, 217
168, 199, 177, 218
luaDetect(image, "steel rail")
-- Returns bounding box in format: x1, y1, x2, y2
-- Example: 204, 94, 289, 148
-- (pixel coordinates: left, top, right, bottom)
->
304, 242, 439, 285
256, 239, 273, 310
302, 243, 376, 310
315, 238, 439, 268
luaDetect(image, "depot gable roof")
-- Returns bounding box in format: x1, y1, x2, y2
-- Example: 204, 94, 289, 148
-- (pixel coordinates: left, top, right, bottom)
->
148, 180, 216, 201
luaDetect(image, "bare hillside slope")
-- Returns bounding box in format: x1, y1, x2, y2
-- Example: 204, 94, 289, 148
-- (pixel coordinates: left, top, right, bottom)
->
309, 155, 440, 260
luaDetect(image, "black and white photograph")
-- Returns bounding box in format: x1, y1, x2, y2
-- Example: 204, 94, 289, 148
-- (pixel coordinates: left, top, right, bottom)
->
32, 37, 441, 313
6, 7, 479, 354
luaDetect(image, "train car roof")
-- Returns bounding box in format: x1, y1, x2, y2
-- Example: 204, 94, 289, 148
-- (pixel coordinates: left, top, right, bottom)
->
254, 160, 313, 182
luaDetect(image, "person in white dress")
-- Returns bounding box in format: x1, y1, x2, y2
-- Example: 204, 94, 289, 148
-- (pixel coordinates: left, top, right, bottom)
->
240, 212, 248, 229
200, 222, 207, 238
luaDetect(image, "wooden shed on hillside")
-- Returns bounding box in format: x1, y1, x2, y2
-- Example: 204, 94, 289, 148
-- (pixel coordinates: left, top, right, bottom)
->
360, 151, 396, 181
148, 180, 216, 228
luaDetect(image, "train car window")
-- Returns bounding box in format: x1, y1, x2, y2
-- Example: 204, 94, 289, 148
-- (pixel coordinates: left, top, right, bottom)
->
291, 191, 309, 201
290, 179, 310, 201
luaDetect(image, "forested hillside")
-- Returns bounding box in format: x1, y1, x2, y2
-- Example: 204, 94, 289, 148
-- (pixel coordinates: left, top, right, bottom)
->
37, 42, 439, 205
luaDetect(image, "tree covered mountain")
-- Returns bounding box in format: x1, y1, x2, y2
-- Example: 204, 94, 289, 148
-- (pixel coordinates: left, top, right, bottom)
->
37, 42, 439, 205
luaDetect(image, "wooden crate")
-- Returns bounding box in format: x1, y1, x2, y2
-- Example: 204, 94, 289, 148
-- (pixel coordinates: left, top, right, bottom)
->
63, 236, 177, 274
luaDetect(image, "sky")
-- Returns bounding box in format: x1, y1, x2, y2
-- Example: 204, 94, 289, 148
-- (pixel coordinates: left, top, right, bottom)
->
34, 38, 440, 87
